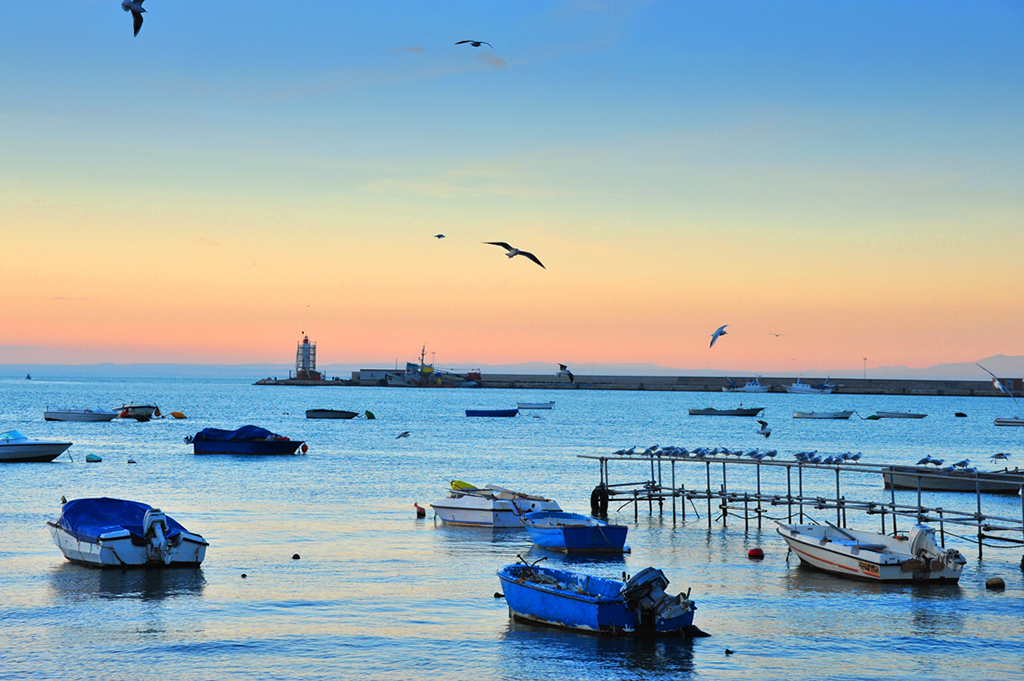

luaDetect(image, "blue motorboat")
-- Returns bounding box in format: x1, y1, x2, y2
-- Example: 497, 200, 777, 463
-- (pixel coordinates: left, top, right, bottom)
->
497, 559, 697, 636
465, 409, 519, 417
521, 511, 628, 553
185, 425, 304, 455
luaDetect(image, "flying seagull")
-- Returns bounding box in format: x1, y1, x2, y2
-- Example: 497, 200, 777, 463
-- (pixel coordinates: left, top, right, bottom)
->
710, 324, 728, 348
557, 363, 574, 383
976, 362, 1022, 410
991, 452, 1011, 461
757, 420, 771, 439
456, 40, 493, 48
434, 234, 445, 239
122, 0, 146, 37
396, 431, 410, 439
484, 242, 545, 269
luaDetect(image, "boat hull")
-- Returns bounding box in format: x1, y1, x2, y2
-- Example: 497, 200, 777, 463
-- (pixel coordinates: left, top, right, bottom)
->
305, 409, 359, 419
0, 431, 72, 463
875, 412, 927, 419
465, 409, 519, 417
430, 497, 561, 527
881, 465, 1024, 494
793, 411, 854, 419
44, 409, 119, 422
517, 402, 555, 410
116, 405, 158, 419
193, 440, 303, 455
994, 418, 1024, 426
522, 512, 628, 553
497, 565, 695, 636
689, 408, 764, 417
776, 524, 964, 582
48, 524, 208, 567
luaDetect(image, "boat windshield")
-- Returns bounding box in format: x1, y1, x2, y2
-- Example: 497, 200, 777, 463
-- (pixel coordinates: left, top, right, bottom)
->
0, 430, 27, 441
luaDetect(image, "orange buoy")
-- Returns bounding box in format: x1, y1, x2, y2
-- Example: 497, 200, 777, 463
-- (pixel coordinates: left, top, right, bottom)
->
300, 443, 308, 454
748, 548, 765, 560
414, 503, 426, 518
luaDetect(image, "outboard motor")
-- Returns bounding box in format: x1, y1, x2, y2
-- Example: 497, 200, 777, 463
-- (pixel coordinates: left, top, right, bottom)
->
619, 567, 693, 631
143, 508, 171, 565
909, 525, 965, 572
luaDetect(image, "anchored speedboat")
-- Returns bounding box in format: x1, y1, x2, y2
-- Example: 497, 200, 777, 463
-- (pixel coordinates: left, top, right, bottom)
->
429, 481, 560, 527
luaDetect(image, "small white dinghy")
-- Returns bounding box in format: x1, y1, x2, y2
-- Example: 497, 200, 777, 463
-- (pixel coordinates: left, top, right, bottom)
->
43, 408, 119, 422
429, 480, 561, 527
776, 521, 965, 582
48, 498, 208, 567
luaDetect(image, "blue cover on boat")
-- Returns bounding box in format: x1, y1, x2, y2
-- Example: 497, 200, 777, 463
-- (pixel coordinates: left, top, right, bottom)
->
58, 498, 189, 543
193, 425, 274, 441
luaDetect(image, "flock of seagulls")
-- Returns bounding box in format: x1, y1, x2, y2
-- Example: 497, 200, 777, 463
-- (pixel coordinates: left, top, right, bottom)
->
915, 455, 975, 472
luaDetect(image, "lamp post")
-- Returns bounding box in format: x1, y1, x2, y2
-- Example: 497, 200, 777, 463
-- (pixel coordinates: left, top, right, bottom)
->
863, 358, 867, 381
432, 351, 436, 367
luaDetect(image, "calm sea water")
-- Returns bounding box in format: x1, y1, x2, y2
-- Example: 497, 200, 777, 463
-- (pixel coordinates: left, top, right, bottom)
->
1, 377, 1022, 680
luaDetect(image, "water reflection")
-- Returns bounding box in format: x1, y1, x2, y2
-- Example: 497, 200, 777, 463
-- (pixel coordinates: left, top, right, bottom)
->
48, 562, 206, 602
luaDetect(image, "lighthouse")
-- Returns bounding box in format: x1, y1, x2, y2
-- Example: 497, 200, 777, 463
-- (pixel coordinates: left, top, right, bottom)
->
295, 334, 322, 380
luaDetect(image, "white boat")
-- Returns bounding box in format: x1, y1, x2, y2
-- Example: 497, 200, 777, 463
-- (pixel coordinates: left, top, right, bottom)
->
776, 522, 965, 582
785, 378, 834, 394
875, 411, 927, 419
113, 404, 160, 421
43, 408, 119, 422
517, 401, 555, 410
994, 417, 1024, 426
0, 430, 72, 463
793, 410, 855, 419
723, 376, 770, 393
429, 480, 561, 527
48, 497, 208, 567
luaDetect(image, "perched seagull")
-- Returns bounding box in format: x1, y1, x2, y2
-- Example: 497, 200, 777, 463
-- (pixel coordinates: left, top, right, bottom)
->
396, 431, 411, 439
485, 242, 545, 269
455, 40, 493, 48
952, 459, 970, 469
709, 324, 728, 348
557, 363, 575, 383
434, 234, 445, 239
916, 456, 933, 466
757, 420, 772, 439
122, 0, 146, 37
991, 452, 1011, 461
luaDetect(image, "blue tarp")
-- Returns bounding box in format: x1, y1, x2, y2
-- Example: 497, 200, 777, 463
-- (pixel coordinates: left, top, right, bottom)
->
58, 498, 188, 543
193, 425, 275, 442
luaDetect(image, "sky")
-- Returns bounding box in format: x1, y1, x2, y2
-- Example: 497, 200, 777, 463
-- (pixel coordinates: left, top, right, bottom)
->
2, 1, 1022, 373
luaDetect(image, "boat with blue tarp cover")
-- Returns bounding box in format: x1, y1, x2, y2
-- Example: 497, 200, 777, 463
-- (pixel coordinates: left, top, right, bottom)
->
185, 425, 304, 455
465, 409, 519, 417
497, 558, 698, 636
47, 497, 208, 567
520, 511, 628, 553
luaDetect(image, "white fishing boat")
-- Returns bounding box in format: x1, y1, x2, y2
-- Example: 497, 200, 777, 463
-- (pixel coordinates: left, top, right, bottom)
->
429, 480, 561, 527
793, 411, 855, 419
776, 521, 965, 582
48, 497, 208, 567
785, 379, 834, 394
517, 401, 555, 410
43, 408, 119, 422
723, 376, 770, 393
113, 404, 160, 421
875, 411, 927, 419
0, 430, 72, 462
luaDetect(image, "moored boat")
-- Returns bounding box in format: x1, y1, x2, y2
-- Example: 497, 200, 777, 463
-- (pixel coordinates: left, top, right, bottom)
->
994, 417, 1024, 426
517, 401, 555, 410
48, 497, 208, 567
0, 430, 72, 463
776, 521, 965, 582
305, 409, 359, 419
881, 465, 1024, 494
113, 404, 160, 421
689, 407, 764, 417
430, 481, 560, 527
875, 411, 927, 419
466, 409, 519, 417
793, 410, 855, 420
185, 425, 304, 455
520, 511, 628, 553
497, 560, 697, 636
43, 408, 119, 422
385, 346, 481, 388
723, 376, 770, 393
784, 379, 834, 394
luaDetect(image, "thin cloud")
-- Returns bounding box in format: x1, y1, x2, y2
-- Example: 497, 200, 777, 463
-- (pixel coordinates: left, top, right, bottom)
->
477, 53, 507, 69
51, 296, 89, 302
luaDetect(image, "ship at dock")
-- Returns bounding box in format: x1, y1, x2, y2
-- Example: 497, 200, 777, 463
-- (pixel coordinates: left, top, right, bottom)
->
386, 347, 480, 388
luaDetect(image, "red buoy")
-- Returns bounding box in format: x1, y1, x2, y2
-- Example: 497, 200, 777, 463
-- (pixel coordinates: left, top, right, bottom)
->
414, 503, 426, 518
748, 548, 765, 560
301, 443, 308, 454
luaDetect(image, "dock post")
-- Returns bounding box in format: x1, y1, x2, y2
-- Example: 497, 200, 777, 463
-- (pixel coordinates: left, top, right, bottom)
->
706, 462, 712, 530
881, 507, 886, 535
976, 478, 983, 560
938, 508, 945, 547
721, 462, 728, 527
798, 465, 804, 523
671, 460, 676, 523
835, 468, 842, 527
916, 475, 923, 524
756, 464, 763, 529
744, 495, 749, 533
890, 483, 898, 536
786, 467, 793, 522
634, 490, 639, 522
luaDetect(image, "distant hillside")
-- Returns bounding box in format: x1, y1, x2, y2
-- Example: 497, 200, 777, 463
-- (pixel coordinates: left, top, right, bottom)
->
3, 355, 1021, 380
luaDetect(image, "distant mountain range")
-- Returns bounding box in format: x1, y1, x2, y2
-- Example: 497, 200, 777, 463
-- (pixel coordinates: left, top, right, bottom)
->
4, 355, 1022, 380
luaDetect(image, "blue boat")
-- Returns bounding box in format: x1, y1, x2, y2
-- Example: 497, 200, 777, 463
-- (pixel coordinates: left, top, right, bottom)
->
497, 559, 697, 636
521, 511, 628, 553
465, 409, 519, 417
185, 425, 304, 455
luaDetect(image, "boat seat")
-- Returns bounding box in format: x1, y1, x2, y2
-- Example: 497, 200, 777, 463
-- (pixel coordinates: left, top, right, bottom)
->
828, 538, 887, 551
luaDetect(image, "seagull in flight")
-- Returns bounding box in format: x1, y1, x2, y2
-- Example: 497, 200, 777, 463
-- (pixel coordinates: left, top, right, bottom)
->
434, 234, 445, 239
710, 324, 728, 348
456, 40, 493, 48
122, 0, 146, 37
396, 431, 410, 439
991, 452, 1011, 461
977, 362, 1022, 410
485, 242, 545, 269
557, 363, 574, 383
757, 420, 771, 439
